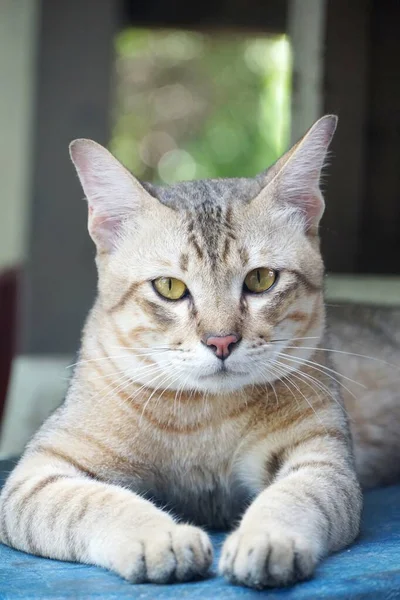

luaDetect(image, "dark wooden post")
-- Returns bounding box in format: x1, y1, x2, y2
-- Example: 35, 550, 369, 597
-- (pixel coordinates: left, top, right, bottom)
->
22, 0, 121, 353
358, 0, 400, 274
321, 0, 371, 273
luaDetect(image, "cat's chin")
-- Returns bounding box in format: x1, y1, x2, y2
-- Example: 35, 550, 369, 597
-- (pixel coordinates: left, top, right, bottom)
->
187, 370, 259, 395
185, 364, 292, 395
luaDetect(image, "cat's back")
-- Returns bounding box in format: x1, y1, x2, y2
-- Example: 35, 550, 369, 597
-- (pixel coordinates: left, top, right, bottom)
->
328, 303, 400, 349
327, 303, 400, 393
328, 303, 400, 487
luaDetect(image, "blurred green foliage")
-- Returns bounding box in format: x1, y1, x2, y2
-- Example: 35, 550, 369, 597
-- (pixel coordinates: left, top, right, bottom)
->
110, 29, 291, 183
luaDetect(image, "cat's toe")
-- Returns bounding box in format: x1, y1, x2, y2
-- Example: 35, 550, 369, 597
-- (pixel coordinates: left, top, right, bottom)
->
120, 524, 212, 584
113, 540, 149, 583
171, 524, 213, 581
219, 528, 317, 589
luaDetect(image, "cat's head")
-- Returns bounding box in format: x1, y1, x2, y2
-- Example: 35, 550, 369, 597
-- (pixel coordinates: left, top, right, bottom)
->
70, 116, 336, 394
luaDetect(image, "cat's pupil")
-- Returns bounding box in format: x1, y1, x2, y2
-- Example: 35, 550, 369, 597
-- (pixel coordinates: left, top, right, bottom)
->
168, 278, 172, 291
257, 270, 261, 284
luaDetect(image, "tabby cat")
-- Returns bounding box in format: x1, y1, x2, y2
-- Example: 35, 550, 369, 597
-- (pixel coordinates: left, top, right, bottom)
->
1, 115, 398, 589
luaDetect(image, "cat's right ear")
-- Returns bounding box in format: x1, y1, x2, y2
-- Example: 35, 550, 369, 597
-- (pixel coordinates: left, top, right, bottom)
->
69, 139, 156, 252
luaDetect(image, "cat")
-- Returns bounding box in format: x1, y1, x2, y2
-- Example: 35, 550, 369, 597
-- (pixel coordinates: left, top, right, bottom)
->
0, 115, 398, 589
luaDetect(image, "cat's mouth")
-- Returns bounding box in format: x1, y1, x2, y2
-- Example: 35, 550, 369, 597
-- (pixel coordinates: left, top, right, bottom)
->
199, 363, 248, 379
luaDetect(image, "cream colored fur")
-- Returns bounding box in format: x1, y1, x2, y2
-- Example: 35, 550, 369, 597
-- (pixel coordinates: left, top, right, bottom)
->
2, 116, 396, 589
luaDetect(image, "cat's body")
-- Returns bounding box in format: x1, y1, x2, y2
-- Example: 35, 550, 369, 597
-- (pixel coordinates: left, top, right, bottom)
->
329, 304, 400, 488
0, 116, 398, 589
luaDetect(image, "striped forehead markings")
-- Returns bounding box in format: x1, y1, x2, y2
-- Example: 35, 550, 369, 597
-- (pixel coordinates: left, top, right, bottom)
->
186, 202, 236, 266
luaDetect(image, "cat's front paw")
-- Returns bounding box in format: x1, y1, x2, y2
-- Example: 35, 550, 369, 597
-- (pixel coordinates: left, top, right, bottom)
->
114, 523, 213, 584
219, 527, 318, 589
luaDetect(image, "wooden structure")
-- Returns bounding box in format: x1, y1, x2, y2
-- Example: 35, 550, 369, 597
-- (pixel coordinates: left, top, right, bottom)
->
0, 270, 18, 424
12, 0, 400, 355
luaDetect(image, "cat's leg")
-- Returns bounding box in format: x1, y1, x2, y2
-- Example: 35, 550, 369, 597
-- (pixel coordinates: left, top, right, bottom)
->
0, 452, 212, 583
219, 429, 362, 589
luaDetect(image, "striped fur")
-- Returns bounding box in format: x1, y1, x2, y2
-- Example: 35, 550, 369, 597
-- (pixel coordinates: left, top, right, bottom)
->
2, 115, 390, 589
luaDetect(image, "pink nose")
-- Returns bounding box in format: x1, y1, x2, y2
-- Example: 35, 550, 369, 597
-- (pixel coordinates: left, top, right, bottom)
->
204, 334, 241, 359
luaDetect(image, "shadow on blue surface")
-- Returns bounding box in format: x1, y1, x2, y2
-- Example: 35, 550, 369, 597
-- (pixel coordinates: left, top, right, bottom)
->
1, 460, 400, 599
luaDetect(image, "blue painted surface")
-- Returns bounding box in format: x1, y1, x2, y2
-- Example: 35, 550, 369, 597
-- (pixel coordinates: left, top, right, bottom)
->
1, 460, 400, 599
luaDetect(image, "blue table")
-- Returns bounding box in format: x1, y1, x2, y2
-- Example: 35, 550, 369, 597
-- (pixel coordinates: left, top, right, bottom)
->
1, 459, 400, 599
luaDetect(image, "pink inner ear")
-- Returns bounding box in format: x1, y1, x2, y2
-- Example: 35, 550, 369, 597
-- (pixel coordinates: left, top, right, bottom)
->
292, 191, 324, 230
89, 213, 122, 252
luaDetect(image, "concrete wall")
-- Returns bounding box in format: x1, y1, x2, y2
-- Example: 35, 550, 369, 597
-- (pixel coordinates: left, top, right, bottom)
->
288, 0, 326, 144
0, 0, 38, 270
22, 0, 120, 354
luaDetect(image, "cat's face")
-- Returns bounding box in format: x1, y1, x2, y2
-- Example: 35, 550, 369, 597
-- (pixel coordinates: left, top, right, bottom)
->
98, 192, 325, 394
71, 116, 336, 394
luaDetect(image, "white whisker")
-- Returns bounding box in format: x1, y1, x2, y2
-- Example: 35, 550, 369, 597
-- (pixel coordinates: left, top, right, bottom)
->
273, 358, 354, 420
281, 346, 399, 370
67, 349, 168, 370
270, 360, 329, 431
277, 352, 366, 389
269, 336, 320, 344
139, 368, 185, 426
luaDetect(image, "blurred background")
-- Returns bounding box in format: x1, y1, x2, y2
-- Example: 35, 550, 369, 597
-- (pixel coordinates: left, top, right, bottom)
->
1, 0, 399, 457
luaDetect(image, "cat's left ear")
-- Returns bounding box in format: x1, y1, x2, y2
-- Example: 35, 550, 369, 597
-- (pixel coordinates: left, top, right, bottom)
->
253, 115, 337, 232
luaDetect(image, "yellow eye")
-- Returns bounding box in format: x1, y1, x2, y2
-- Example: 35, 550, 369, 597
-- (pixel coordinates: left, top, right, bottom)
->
244, 268, 277, 293
153, 277, 187, 300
